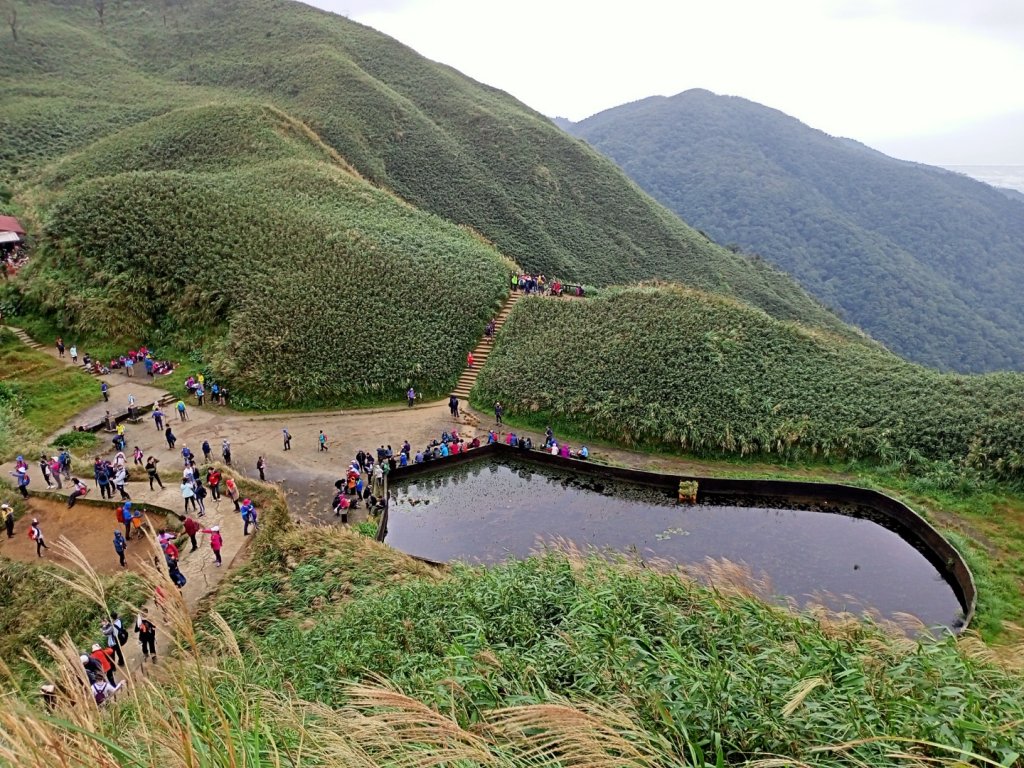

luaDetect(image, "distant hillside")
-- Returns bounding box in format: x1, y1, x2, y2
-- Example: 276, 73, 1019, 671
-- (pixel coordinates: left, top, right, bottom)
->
475, 287, 1024, 479
565, 90, 1024, 373
0, 1, 846, 339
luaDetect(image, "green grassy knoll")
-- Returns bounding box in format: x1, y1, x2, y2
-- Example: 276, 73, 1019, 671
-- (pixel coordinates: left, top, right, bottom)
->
475, 287, 1024, 477
16, 103, 511, 408
0, 328, 100, 460
0, 0, 850, 338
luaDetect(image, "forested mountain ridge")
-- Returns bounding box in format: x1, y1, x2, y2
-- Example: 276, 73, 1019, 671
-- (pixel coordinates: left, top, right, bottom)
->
564, 89, 1024, 373
0, 1, 847, 337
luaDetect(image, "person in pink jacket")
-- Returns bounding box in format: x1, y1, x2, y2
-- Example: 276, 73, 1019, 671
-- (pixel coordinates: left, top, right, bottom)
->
200, 525, 224, 566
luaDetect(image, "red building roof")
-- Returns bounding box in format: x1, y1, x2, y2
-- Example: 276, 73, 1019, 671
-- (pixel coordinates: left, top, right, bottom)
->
0, 216, 26, 235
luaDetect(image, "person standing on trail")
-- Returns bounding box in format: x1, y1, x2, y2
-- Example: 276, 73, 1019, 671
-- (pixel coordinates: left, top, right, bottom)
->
152, 407, 164, 431
48, 456, 63, 490
256, 456, 266, 481
407, 387, 416, 407
192, 477, 207, 516
201, 440, 211, 463
225, 476, 240, 511
494, 401, 504, 425
318, 431, 328, 452
240, 498, 257, 536
467, 351, 475, 368
125, 357, 134, 377
181, 514, 200, 552
206, 467, 221, 500
127, 393, 136, 420
39, 453, 54, 489
195, 385, 204, 407
3, 503, 13, 538
101, 617, 125, 667
180, 479, 197, 514
56, 337, 64, 358
200, 525, 224, 566
135, 608, 157, 663
69, 344, 78, 363
221, 439, 232, 466
282, 428, 292, 451
165, 426, 176, 450
133, 446, 144, 466
176, 399, 187, 421
11, 465, 30, 498
113, 530, 127, 568
101, 381, 109, 402
146, 456, 164, 490
29, 518, 47, 556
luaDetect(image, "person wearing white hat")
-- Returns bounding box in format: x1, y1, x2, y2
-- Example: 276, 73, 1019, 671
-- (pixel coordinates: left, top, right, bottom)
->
10, 466, 30, 498
29, 518, 47, 557
200, 525, 223, 566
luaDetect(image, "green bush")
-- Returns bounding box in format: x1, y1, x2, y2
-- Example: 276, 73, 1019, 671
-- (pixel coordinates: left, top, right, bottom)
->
475, 286, 1024, 478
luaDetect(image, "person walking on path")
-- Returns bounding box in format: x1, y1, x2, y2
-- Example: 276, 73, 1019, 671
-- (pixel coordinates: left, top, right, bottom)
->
39, 454, 54, 489
318, 431, 328, 452
113, 466, 131, 501
113, 530, 127, 568
49, 456, 63, 490
56, 337, 64, 358
90, 644, 118, 685
407, 387, 416, 407
193, 478, 207, 516
180, 479, 197, 514
133, 446, 144, 466
467, 351, 474, 368
11, 466, 29, 498
70, 345, 78, 364
282, 428, 292, 451
225, 476, 240, 511
494, 401, 504, 426
135, 608, 157, 663
221, 439, 232, 466
202, 440, 211, 463
176, 399, 188, 421
181, 514, 200, 552
256, 456, 266, 481
127, 393, 136, 420
196, 386, 204, 407
3, 503, 13, 538
146, 456, 164, 490
101, 617, 126, 667
200, 525, 224, 566
29, 518, 48, 557
152, 407, 164, 431
165, 426, 176, 450
101, 381, 109, 402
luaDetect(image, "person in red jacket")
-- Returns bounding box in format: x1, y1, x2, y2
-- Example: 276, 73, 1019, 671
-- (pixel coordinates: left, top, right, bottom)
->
200, 525, 223, 566
89, 643, 118, 685
181, 515, 200, 552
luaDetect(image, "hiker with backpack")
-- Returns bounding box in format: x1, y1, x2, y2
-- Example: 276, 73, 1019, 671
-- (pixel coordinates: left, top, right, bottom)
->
67, 477, 89, 508
113, 530, 127, 568
29, 518, 48, 557
240, 498, 257, 536
11, 466, 29, 498
90, 677, 124, 707
135, 608, 157, 663
101, 616, 127, 666
89, 643, 118, 685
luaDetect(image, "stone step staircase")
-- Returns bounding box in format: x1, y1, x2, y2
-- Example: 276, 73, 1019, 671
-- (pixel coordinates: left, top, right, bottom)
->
9, 326, 45, 351
451, 291, 523, 400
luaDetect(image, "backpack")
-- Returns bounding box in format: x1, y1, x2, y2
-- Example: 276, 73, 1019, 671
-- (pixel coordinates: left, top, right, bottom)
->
138, 619, 156, 635
91, 681, 109, 705
116, 623, 128, 645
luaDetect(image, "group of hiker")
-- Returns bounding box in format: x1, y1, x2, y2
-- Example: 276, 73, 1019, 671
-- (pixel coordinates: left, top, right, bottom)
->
68, 607, 159, 707
512, 273, 583, 297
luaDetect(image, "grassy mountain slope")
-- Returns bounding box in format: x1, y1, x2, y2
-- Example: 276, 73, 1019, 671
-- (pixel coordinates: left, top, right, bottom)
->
0, 0, 848, 339
18, 103, 511, 407
475, 288, 1024, 479
564, 89, 1024, 373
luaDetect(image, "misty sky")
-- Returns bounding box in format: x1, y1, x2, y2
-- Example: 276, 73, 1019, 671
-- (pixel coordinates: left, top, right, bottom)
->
301, 0, 1024, 165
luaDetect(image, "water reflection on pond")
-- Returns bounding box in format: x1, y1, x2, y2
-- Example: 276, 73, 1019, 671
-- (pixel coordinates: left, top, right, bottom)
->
388, 459, 964, 630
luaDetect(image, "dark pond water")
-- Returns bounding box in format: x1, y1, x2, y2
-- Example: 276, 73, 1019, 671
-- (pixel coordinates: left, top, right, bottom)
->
388, 459, 965, 630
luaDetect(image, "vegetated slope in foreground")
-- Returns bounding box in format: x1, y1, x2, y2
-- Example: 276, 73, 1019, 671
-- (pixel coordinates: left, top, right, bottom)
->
19, 104, 510, 408
0, 1, 848, 336
204, 524, 1023, 766
475, 288, 1024, 479
565, 89, 1024, 373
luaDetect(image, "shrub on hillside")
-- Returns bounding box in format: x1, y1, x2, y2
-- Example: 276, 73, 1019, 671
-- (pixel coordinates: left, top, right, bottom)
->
474, 287, 1024, 478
